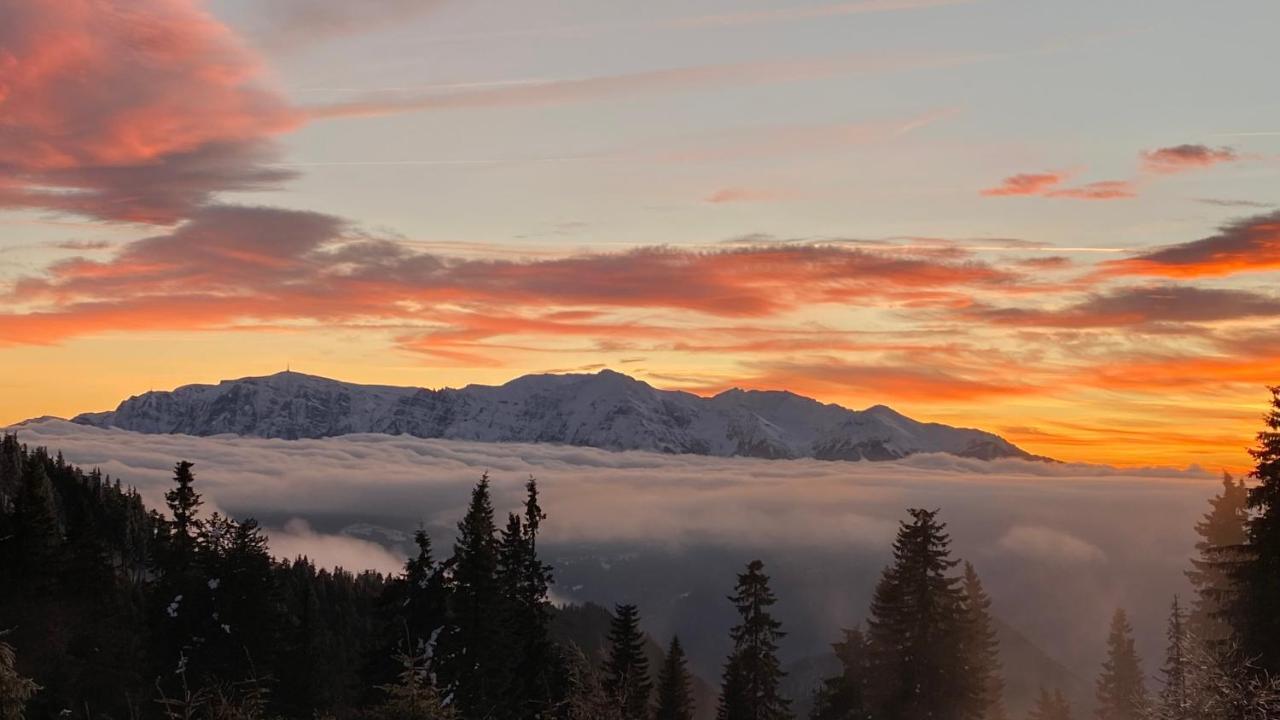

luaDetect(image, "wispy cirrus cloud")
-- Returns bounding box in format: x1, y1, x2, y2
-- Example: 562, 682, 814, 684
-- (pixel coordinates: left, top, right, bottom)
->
704, 187, 792, 204
670, 0, 981, 29
419, 0, 981, 44
1196, 198, 1272, 209
979, 172, 1135, 201
1044, 180, 1137, 200
1078, 326, 1280, 394
245, 0, 443, 52
307, 52, 993, 120
962, 285, 1280, 328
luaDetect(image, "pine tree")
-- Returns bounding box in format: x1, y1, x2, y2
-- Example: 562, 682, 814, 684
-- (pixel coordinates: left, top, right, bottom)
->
0, 638, 39, 720
864, 508, 974, 720
1229, 385, 1280, 674
164, 461, 203, 568
719, 655, 749, 720
404, 528, 449, 649
497, 476, 558, 718
150, 460, 214, 685
367, 646, 456, 720
367, 527, 450, 696
1185, 472, 1248, 643
962, 562, 1007, 720
810, 628, 869, 720
654, 636, 695, 720
10, 462, 61, 594
199, 515, 281, 681
1094, 608, 1149, 720
1155, 598, 1188, 720
718, 560, 791, 720
1027, 688, 1073, 720
563, 644, 624, 720
605, 603, 652, 720
435, 473, 506, 719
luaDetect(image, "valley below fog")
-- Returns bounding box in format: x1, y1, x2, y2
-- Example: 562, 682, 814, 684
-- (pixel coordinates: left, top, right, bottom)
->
10, 417, 1218, 710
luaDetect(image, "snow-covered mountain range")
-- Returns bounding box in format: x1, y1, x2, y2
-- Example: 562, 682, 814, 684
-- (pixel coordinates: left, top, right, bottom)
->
72, 369, 1037, 461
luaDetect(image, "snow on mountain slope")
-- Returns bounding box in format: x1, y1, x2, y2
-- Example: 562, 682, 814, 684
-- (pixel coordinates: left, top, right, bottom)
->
71, 369, 1038, 461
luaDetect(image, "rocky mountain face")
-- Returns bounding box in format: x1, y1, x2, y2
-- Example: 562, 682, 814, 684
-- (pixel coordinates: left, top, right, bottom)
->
72, 369, 1036, 461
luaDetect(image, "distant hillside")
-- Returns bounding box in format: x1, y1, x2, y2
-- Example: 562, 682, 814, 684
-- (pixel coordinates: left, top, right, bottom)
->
73, 369, 1038, 462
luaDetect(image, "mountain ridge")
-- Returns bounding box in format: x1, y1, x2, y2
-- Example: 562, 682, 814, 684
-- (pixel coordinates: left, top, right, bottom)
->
71, 369, 1041, 462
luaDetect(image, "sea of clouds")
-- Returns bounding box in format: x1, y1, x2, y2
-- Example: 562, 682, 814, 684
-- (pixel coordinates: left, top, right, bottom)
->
8, 418, 1223, 680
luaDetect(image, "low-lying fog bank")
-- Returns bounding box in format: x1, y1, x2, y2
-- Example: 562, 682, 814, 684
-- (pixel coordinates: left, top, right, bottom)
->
10, 418, 1217, 694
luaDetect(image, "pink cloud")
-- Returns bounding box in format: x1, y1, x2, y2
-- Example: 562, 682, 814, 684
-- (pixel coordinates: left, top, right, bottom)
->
980, 173, 1135, 201
979, 172, 1068, 197
1140, 144, 1238, 174
0, 0, 302, 223
2, 207, 1026, 345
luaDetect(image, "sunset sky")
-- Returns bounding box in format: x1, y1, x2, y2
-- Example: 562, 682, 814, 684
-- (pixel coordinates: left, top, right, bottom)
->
2, 0, 1279, 470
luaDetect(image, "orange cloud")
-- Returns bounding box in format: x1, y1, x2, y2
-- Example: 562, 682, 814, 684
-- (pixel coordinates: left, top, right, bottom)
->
1098, 211, 1280, 278
2, 207, 1027, 346
0, 0, 301, 223
1140, 144, 1238, 174
1083, 351, 1280, 393
981, 142, 1239, 205
980, 172, 1135, 200
979, 172, 1067, 197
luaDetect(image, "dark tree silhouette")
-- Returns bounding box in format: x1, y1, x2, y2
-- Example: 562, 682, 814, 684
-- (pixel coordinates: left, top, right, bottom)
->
498, 476, 560, 718
10, 462, 61, 595
1094, 608, 1148, 720
654, 636, 696, 720
1229, 386, 1280, 675
864, 508, 974, 720
435, 473, 506, 719
605, 603, 653, 720
1185, 472, 1248, 643
164, 461, 203, 565
809, 627, 869, 720
718, 559, 791, 720
962, 561, 1007, 720
1156, 597, 1189, 720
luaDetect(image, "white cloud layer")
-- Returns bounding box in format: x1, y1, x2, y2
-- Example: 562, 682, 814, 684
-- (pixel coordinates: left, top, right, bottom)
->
267, 518, 406, 575
7, 419, 1221, 676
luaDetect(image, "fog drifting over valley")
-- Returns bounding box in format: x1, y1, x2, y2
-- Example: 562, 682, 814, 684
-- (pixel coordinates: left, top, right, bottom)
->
10, 418, 1220, 684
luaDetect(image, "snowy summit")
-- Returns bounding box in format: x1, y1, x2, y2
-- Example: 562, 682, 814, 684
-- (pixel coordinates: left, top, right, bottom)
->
72, 369, 1037, 461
